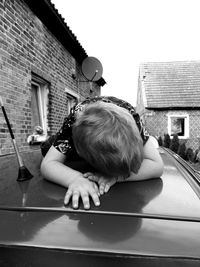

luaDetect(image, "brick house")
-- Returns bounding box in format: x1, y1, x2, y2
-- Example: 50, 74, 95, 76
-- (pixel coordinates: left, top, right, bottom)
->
0, 0, 106, 156
136, 61, 200, 150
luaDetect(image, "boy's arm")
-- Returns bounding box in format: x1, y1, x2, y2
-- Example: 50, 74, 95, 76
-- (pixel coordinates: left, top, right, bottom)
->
40, 146, 100, 209
126, 136, 164, 181
84, 136, 164, 193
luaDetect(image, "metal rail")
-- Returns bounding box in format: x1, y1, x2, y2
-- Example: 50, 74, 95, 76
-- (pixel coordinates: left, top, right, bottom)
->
162, 147, 200, 184
161, 147, 200, 200
0, 206, 200, 223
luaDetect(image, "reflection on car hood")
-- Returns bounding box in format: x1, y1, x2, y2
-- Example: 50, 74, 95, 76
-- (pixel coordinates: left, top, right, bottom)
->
0, 148, 200, 259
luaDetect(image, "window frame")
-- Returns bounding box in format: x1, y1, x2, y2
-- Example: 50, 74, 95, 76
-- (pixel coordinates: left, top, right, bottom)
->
64, 87, 80, 115
31, 75, 49, 137
167, 114, 189, 139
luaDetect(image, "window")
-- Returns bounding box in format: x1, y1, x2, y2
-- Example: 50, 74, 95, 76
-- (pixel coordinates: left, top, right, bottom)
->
28, 74, 49, 144
67, 93, 77, 114
168, 114, 189, 139
31, 83, 42, 129
64, 87, 79, 115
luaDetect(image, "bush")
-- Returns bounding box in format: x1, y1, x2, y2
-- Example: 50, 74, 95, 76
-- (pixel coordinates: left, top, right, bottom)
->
169, 134, 179, 153
185, 148, 194, 163
158, 136, 163, 146
177, 142, 186, 160
163, 134, 171, 148
193, 149, 199, 163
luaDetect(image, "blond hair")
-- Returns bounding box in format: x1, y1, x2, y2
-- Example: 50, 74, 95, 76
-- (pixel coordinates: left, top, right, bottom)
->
72, 101, 144, 178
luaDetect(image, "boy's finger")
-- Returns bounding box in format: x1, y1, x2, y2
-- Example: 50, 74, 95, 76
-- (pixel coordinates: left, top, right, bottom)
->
99, 183, 105, 195
87, 176, 94, 181
88, 175, 98, 182
93, 182, 100, 195
104, 183, 110, 193
83, 172, 93, 178
72, 191, 80, 209
90, 190, 100, 207
64, 189, 72, 205
81, 193, 90, 210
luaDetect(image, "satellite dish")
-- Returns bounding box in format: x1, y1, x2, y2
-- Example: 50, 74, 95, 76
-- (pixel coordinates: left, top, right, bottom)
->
81, 57, 103, 82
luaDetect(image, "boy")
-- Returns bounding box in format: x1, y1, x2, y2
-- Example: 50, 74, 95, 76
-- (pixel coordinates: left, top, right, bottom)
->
41, 96, 163, 209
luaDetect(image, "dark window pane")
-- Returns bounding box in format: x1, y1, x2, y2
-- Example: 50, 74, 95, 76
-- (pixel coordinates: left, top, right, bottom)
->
31, 84, 41, 131
171, 117, 185, 136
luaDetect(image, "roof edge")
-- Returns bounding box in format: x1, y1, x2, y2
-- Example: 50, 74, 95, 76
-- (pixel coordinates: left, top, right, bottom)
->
23, 0, 87, 63
23, 0, 106, 86
145, 106, 200, 110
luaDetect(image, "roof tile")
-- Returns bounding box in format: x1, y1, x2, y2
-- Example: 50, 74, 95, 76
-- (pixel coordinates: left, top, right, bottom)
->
140, 61, 200, 108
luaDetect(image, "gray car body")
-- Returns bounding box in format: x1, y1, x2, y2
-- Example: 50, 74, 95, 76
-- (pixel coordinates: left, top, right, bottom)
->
0, 147, 200, 266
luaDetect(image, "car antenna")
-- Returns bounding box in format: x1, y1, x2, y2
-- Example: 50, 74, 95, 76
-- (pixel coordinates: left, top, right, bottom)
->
0, 96, 33, 181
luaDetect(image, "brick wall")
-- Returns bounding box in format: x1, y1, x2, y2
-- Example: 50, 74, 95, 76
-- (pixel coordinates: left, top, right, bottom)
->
0, 0, 100, 155
186, 110, 200, 150
144, 109, 200, 151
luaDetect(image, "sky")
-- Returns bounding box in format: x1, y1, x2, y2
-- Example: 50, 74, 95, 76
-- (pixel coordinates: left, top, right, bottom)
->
51, 0, 200, 105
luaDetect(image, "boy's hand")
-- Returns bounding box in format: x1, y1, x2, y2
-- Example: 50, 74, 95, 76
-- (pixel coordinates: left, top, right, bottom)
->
64, 176, 100, 209
83, 172, 117, 195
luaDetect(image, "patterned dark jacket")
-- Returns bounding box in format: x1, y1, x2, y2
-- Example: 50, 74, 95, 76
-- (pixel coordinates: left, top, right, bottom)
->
41, 96, 149, 158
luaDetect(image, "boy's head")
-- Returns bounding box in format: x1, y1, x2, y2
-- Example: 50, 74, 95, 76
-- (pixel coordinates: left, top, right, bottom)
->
72, 101, 144, 179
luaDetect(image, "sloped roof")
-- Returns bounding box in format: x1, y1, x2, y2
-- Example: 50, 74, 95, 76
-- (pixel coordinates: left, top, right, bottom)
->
139, 61, 200, 108
24, 0, 106, 86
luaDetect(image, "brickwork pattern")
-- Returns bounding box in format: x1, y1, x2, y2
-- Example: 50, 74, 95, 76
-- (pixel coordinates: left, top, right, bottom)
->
186, 110, 200, 151
0, 0, 100, 155
144, 109, 200, 151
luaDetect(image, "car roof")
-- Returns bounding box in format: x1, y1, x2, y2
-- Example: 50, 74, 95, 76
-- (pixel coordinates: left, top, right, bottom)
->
0, 148, 200, 259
